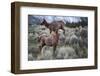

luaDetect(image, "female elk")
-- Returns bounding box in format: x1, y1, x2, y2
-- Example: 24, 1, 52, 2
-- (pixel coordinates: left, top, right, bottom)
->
38, 31, 59, 57
41, 19, 65, 34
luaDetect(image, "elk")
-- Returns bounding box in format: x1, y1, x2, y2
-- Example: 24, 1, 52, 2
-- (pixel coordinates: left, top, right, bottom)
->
41, 19, 65, 34
38, 30, 59, 57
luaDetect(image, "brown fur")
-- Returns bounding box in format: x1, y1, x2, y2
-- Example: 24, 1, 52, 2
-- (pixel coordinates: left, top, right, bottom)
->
38, 31, 59, 56
41, 19, 65, 33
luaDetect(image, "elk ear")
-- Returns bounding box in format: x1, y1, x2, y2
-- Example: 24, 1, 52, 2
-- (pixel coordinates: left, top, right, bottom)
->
40, 21, 43, 25
40, 19, 45, 25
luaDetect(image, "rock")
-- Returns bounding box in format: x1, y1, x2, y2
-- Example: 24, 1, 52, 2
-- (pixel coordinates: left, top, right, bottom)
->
69, 34, 79, 45
37, 46, 54, 60
28, 53, 33, 61
56, 46, 77, 59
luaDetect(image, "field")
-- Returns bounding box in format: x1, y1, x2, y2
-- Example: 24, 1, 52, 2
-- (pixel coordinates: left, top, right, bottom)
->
28, 15, 88, 61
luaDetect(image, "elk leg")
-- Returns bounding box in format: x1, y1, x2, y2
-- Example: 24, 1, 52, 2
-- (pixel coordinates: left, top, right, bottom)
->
38, 37, 42, 52
39, 44, 45, 52
53, 45, 57, 58
39, 45, 42, 53
50, 29, 52, 33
